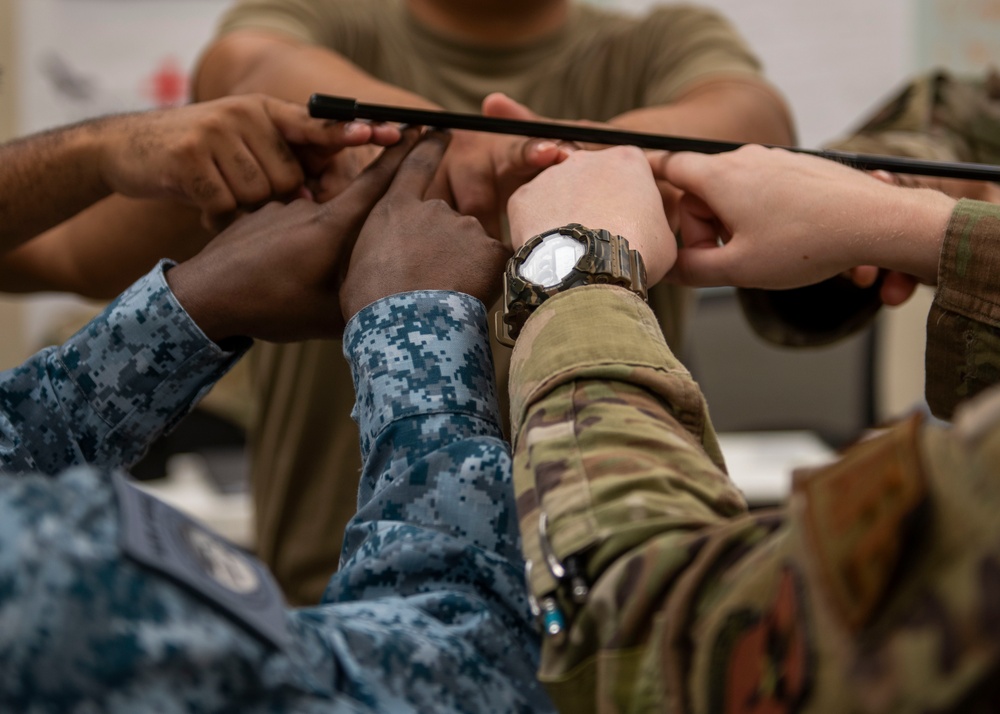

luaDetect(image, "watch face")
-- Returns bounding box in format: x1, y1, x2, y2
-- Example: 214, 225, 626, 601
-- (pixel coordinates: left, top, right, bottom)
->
518, 234, 585, 287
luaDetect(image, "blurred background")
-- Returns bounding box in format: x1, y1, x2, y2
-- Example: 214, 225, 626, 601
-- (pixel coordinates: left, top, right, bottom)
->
0, 0, 998, 520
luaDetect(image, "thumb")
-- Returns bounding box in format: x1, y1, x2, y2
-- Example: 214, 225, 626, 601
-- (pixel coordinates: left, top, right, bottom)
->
482, 92, 540, 121
670, 245, 738, 288
658, 151, 716, 197
483, 93, 578, 170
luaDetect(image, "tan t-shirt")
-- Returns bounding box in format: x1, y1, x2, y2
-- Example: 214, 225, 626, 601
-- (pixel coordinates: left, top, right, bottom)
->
219, 0, 762, 116
216, 0, 765, 604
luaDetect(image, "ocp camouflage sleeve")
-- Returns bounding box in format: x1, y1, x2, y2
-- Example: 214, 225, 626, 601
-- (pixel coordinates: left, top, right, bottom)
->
510, 284, 1000, 713
0, 260, 247, 475
926, 199, 1000, 419
0, 289, 554, 713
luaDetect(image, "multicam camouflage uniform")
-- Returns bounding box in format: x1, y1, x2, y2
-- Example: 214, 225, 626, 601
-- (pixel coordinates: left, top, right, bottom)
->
508, 200, 1000, 712
828, 68, 1000, 169
0, 266, 553, 713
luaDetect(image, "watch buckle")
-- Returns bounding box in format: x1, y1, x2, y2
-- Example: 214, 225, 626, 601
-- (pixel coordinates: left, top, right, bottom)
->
495, 311, 516, 348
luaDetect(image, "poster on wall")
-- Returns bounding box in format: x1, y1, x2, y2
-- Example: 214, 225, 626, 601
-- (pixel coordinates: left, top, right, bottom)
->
917, 0, 1000, 76
16, 0, 231, 134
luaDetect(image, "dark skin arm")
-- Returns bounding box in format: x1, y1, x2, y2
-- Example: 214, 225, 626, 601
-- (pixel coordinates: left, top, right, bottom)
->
168, 127, 507, 344
166, 128, 425, 344
0, 95, 399, 296
341, 130, 510, 319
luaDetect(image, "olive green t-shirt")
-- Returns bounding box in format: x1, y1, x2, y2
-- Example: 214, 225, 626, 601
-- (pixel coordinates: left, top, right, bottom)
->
215, 0, 766, 605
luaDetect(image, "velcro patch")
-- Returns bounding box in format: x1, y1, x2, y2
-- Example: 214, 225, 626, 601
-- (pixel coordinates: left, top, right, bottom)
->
793, 414, 927, 631
113, 473, 290, 650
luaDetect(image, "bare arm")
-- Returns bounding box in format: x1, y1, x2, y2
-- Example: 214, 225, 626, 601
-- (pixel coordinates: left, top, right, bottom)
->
0, 94, 398, 296
195, 30, 438, 108
610, 76, 796, 146
0, 198, 205, 297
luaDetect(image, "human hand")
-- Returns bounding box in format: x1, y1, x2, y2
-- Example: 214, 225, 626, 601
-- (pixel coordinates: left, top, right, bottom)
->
423, 93, 575, 239
164, 128, 423, 344
507, 145, 676, 284
341, 131, 511, 320
658, 145, 957, 289
480, 94, 692, 236
98, 94, 401, 230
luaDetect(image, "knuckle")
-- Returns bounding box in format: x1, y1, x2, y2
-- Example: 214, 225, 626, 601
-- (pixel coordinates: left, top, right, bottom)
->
367, 200, 394, 222
426, 197, 454, 213
189, 175, 223, 203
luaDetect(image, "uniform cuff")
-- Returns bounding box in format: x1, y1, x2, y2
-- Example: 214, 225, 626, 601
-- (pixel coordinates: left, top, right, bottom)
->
344, 291, 501, 456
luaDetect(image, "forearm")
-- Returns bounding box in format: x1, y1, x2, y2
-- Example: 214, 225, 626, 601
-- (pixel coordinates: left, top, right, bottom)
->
338, 291, 514, 570
0, 121, 117, 251
612, 77, 796, 145
510, 287, 745, 591
0, 196, 208, 298
510, 286, 755, 709
195, 31, 439, 108
320, 291, 549, 711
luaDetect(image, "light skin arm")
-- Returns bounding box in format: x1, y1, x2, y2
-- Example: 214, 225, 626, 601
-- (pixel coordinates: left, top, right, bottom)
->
659, 145, 957, 290
506, 145, 676, 284
195, 31, 436, 109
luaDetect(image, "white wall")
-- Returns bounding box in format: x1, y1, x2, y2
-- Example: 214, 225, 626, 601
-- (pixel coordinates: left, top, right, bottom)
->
610, 0, 916, 148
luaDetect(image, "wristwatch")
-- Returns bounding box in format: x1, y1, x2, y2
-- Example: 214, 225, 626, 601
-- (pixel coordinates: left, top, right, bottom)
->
496, 223, 647, 346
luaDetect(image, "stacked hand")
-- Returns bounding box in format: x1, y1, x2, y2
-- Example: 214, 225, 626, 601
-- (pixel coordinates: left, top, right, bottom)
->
168, 129, 510, 344
166, 128, 423, 343
98, 94, 401, 229
507, 145, 677, 285
655, 145, 957, 294
342, 130, 511, 319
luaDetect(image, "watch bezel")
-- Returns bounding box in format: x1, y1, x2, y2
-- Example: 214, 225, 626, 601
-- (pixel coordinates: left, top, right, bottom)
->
496, 224, 647, 347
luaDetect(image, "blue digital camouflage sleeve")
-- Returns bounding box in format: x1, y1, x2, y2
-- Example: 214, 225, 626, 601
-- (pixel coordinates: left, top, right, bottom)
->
0, 289, 552, 713
320, 290, 552, 712
0, 260, 248, 475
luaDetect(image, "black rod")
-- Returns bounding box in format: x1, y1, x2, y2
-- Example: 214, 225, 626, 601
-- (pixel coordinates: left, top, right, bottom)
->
309, 93, 1000, 182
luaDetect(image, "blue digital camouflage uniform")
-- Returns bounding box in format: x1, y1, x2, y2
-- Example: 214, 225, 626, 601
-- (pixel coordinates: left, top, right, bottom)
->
0, 264, 553, 713
508, 201, 1000, 713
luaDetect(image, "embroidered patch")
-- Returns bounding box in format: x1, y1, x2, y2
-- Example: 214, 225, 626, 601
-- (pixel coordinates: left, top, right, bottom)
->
708, 567, 813, 714
793, 414, 927, 631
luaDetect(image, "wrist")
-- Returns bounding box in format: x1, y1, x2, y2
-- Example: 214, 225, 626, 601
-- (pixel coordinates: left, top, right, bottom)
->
498, 224, 647, 345
164, 261, 234, 345
83, 115, 128, 196
867, 186, 956, 285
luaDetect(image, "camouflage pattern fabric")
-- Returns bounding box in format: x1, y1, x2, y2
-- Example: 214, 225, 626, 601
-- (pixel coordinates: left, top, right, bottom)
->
926, 199, 1000, 420
827, 68, 1000, 167
743, 68, 1000, 349
509, 278, 1000, 713
0, 261, 248, 475
0, 282, 553, 713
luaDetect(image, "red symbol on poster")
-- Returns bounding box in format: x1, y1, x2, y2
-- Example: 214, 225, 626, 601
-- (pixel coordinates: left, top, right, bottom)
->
144, 57, 189, 108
